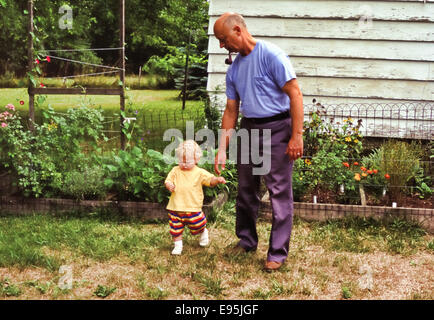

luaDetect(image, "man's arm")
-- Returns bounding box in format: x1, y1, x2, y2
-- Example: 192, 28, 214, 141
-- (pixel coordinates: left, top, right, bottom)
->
282, 79, 304, 160
214, 98, 240, 175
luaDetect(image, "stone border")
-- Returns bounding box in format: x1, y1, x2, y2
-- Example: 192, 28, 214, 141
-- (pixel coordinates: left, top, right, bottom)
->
260, 201, 434, 233
0, 192, 228, 221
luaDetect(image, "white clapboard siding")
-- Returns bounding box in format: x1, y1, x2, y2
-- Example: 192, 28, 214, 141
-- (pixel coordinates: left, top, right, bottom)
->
208, 37, 434, 61
208, 17, 434, 42
209, 56, 434, 81
207, 74, 434, 101
207, 0, 434, 139
209, 0, 434, 21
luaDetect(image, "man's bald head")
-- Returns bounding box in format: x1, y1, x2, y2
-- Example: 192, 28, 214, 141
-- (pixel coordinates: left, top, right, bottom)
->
214, 12, 247, 34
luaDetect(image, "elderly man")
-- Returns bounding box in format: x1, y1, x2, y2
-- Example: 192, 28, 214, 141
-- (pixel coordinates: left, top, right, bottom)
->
213, 13, 304, 272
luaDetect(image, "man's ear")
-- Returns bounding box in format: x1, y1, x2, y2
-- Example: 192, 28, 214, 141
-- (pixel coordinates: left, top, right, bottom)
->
233, 25, 241, 35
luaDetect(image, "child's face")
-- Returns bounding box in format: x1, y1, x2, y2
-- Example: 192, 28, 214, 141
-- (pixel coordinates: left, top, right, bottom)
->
179, 154, 197, 170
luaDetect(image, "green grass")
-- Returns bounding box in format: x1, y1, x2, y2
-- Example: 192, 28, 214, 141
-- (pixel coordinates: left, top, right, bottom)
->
0, 88, 202, 114
1, 88, 207, 151
0, 202, 432, 300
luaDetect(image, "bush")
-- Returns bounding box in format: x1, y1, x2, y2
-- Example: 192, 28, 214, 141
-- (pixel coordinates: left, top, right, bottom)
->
62, 166, 109, 200
0, 103, 106, 198
377, 140, 426, 202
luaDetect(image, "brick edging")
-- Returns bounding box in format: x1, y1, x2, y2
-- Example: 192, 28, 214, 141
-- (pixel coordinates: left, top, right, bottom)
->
260, 201, 434, 233
0, 192, 228, 221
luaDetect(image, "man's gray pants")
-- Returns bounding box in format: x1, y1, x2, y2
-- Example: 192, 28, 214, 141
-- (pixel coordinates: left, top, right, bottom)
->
236, 116, 294, 263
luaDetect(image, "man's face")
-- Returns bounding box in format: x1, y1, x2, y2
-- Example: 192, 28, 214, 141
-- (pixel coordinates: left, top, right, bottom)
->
215, 24, 239, 53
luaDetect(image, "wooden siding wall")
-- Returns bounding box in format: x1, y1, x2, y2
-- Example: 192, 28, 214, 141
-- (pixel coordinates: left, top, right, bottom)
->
206, 0, 434, 138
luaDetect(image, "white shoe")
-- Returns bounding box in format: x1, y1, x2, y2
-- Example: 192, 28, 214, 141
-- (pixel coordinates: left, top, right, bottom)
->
199, 228, 209, 247
171, 240, 183, 255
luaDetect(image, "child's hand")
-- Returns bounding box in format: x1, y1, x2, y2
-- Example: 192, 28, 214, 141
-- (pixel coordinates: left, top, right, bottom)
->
210, 176, 226, 186
165, 181, 175, 192
216, 177, 226, 184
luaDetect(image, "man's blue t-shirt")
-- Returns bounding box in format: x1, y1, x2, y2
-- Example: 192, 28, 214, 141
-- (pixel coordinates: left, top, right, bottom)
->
225, 40, 296, 118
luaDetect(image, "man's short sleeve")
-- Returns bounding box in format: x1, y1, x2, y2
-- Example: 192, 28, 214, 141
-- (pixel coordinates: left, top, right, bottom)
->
269, 53, 297, 89
225, 66, 239, 101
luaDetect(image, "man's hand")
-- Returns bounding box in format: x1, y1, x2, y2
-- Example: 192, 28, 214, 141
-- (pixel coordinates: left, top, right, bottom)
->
282, 79, 304, 161
214, 148, 227, 176
285, 134, 304, 160
165, 181, 175, 192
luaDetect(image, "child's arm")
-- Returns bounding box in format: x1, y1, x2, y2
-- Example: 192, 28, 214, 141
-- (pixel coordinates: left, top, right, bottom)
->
209, 176, 226, 187
165, 167, 176, 192
165, 181, 175, 192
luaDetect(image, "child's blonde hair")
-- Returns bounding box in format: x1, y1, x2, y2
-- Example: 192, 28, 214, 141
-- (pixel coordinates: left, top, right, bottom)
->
176, 140, 202, 163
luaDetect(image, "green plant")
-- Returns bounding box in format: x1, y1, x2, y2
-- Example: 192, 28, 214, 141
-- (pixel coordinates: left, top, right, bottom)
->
104, 147, 175, 202
378, 140, 425, 202
341, 286, 352, 299
62, 166, 109, 200
93, 285, 116, 298
0, 103, 106, 198
0, 278, 22, 297
303, 105, 363, 159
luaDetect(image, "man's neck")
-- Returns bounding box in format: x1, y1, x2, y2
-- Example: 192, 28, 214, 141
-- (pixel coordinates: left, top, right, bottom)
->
239, 36, 257, 56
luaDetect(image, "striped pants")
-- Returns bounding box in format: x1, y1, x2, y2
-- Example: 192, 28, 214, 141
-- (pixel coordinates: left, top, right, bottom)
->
168, 210, 207, 237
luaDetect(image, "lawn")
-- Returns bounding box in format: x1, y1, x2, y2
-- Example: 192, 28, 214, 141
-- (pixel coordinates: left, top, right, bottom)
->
1, 88, 207, 151
0, 88, 203, 114
0, 201, 432, 300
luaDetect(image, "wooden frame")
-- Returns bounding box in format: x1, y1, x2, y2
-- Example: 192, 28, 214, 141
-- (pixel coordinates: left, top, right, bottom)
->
27, 0, 127, 149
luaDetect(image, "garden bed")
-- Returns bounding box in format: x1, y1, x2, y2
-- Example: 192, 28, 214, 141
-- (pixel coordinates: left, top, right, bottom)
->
0, 192, 228, 221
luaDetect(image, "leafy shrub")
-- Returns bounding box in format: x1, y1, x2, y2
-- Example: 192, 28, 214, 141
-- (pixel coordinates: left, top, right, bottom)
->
103, 147, 175, 202
62, 166, 109, 200
0, 103, 106, 198
143, 46, 208, 99
376, 140, 426, 202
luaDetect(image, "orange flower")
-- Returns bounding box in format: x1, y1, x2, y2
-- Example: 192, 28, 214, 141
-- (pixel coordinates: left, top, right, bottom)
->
373, 169, 378, 174
343, 162, 350, 168
353, 162, 359, 166
354, 173, 361, 181
362, 173, 368, 177
384, 173, 390, 179
367, 170, 373, 175
360, 166, 367, 172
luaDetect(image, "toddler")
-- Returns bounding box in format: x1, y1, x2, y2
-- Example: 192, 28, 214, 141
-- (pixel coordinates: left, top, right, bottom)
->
165, 140, 226, 255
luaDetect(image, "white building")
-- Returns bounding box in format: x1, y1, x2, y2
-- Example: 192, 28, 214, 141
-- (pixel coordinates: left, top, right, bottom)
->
206, 0, 434, 139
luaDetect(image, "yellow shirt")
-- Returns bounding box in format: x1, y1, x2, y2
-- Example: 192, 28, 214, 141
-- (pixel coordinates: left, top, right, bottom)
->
165, 165, 215, 212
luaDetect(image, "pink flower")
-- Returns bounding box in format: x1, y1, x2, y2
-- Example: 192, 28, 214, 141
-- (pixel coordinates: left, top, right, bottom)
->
46, 56, 51, 63
19, 100, 25, 105
1, 123, 7, 128
40, 83, 45, 88
6, 104, 15, 111
35, 59, 40, 64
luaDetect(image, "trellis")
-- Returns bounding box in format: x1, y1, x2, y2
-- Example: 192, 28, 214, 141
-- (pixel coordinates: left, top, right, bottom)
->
26, 0, 127, 149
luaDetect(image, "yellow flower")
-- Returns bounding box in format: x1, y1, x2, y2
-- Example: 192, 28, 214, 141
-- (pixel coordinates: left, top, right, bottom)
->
354, 173, 361, 181
345, 136, 352, 142
354, 139, 359, 144
362, 173, 368, 177
304, 159, 312, 166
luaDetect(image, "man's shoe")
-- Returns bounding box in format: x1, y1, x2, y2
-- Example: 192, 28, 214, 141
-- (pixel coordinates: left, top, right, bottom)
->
264, 261, 282, 272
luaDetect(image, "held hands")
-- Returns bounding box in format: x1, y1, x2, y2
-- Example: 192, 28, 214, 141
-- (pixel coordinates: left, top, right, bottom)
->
165, 181, 175, 192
